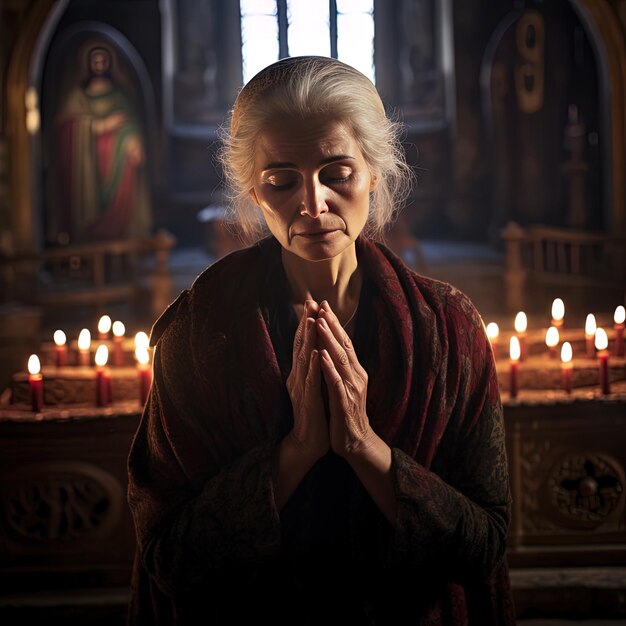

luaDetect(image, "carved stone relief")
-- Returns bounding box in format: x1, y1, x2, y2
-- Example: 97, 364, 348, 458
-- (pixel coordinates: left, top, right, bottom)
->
1, 461, 123, 543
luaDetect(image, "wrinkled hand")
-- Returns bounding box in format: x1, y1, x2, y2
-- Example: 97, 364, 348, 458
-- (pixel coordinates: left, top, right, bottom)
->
316, 301, 374, 458
285, 299, 329, 460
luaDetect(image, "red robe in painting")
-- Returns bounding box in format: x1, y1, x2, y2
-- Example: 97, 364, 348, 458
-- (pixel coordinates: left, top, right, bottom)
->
55, 83, 151, 243
127, 235, 516, 625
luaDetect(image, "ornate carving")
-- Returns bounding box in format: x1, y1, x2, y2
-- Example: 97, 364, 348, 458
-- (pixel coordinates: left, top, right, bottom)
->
2, 462, 123, 542
520, 437, 562, 532
550, 453, 623, 528
515, 10, 545, 113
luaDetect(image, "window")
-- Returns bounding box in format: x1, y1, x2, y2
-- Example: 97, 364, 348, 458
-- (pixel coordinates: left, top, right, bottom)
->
240, 0, 375, 84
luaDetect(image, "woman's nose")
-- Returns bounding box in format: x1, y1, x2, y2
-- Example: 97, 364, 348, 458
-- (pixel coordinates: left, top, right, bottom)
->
299, 180, 328, 218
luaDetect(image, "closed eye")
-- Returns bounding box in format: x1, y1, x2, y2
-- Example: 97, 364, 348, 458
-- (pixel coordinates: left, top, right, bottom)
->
321, 165, 354, 185
263, 172, 299, 190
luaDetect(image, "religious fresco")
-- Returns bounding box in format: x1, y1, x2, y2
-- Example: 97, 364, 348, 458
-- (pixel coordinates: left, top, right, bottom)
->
45, 38, 152, 245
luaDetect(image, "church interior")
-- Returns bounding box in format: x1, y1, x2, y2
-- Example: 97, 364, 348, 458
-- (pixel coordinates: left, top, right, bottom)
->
1, 0, 625, 623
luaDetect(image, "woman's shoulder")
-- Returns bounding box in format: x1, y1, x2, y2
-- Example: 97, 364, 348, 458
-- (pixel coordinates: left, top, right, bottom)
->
370, 238, 485, 338
149, 237, 277, 346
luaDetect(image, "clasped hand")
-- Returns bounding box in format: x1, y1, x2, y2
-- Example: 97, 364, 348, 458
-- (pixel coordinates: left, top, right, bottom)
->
286, 299, 373, 461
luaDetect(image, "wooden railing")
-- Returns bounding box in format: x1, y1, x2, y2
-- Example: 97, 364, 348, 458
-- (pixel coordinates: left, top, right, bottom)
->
0, 229, 176, 319
501, 221, 626, 312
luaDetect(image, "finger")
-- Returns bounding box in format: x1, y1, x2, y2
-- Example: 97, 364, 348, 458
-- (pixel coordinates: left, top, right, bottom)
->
297, 317, 316, 369
292, 300, 309, 357
318, 305, 365, 375
305, 349, 322, 397
305, 298, 320, 318
316, 316, 356, 380
320, 349, 346, 412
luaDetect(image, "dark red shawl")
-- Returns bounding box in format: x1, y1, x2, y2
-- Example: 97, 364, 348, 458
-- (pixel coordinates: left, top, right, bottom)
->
127, 235, 516, 625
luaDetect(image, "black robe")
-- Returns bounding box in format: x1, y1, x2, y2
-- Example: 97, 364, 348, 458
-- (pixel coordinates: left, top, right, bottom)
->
127, 235, 516, 625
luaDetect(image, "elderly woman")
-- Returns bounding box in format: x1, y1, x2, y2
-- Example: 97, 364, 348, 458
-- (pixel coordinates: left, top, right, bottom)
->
127, 56, 515, 625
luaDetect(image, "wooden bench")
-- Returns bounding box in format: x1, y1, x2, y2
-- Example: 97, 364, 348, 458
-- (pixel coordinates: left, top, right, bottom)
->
501, 221, 626, 313
0, 229, 176, 320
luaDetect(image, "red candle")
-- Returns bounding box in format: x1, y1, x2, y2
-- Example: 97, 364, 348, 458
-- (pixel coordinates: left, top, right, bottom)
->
595, 328, 610, 395
514, 312, 528, 361
112, 320, 125, 367
28, 354, 44, 412
486, 322, 499, 360
136, 347, 152, 406
509, 336, 521, 399
614, 305, 625, 358
53, 330, 67, 367
77, 328, 91, 366
561, 342, 573, 395
584, 313, 596, 358
551, 297, 565, 329
545, 326, 559, 360
95, 345, 113, 406
98, 314, 112, 340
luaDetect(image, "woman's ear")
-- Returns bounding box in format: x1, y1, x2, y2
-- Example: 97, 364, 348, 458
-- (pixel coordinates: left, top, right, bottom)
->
369, 174, 379, 193
248, 188, 259, 206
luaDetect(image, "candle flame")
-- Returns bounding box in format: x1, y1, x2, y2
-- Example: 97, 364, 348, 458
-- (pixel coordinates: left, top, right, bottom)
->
135, 346, 150, 366
595, 328, 608, 351
585, 313, 596, 336
551, 298, 565, 321
98, 315, 112, 334
510, 336, 521, 361
545, 326, 560, 348
53, 330, 67, 346
95, 344, 109, 367
112, 321, 126, 337
615, 305, 626, 325
78, 328, 91, 351
135, 331, 149, 350
28, 354, 41, 375
561, 341, 572, 363
486, 322, 499, 340
514, 311, 527, 333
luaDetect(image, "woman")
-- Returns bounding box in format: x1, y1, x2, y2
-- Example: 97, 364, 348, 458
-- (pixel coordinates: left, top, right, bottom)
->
127, 56, 515, 625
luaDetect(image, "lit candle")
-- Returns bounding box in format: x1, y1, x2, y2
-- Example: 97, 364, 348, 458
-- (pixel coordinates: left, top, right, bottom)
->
53, 330, 67, 367
136, 346, 152, 406
135, 331, 149, 352
514, 311, 528, 361
584, 313, 596, 358
595, 328, 610, 395
614, 305, 625, 358
112, 321, 125, 367
561, 341, 573, 395
509, 336, 521, 399
95, 344, 113, 407
77, 328, 91, 366
545, 326, 560, 360
551, 298, 565, 329
98, 314, 112, 340
28, 354, 44, 412
486, 322, 500, 360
